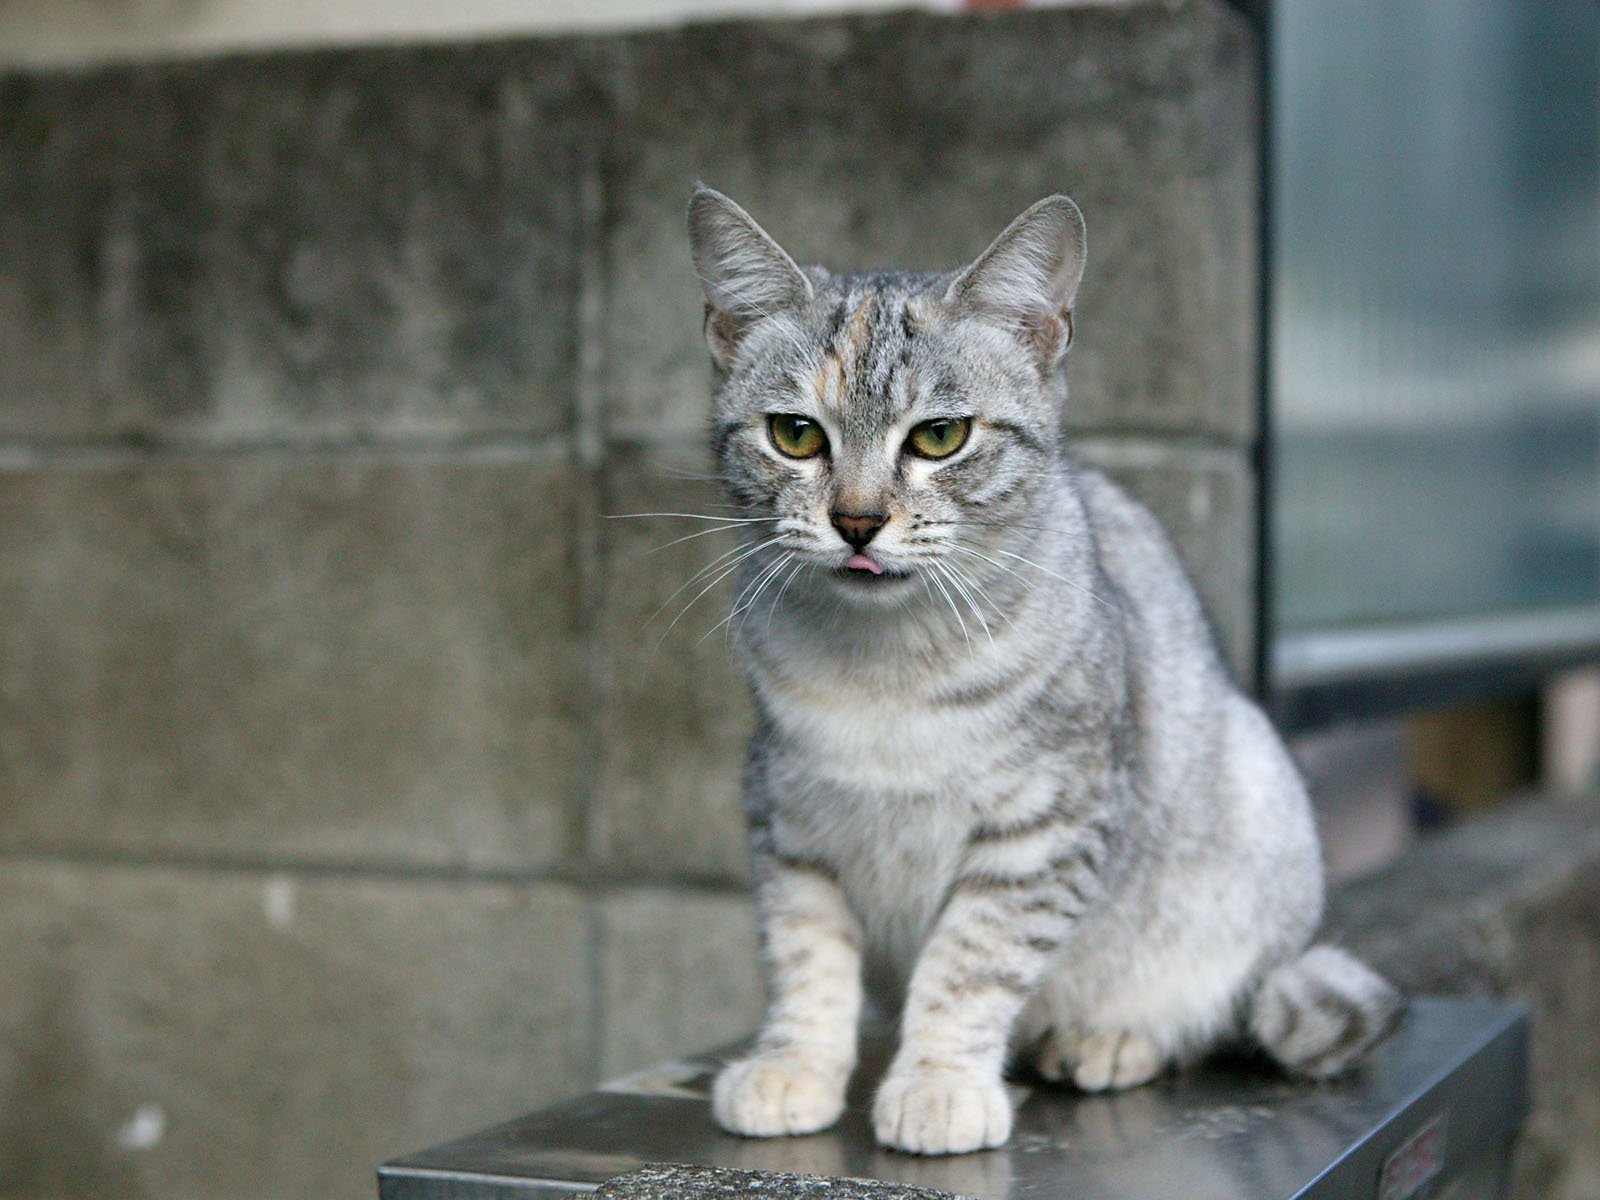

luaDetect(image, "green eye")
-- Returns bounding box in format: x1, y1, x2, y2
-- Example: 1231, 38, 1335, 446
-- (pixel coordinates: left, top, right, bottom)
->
768, 414, 828, 459
906, 417, 972, 460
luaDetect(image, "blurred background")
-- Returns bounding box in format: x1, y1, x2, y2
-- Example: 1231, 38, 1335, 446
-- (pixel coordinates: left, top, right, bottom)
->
0, 0, 1596, 1197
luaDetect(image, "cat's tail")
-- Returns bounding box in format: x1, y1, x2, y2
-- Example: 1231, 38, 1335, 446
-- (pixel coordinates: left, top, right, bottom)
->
1248, 945, 1405, 1079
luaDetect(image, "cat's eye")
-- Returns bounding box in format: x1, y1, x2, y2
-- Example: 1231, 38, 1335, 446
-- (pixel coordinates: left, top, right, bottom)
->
905, 417, 972, 460
768, 414, 828, 459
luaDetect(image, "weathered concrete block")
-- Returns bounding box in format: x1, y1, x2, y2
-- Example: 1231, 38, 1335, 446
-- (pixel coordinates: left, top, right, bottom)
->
0, 454, 579, 870
1071, 437, 1257, 682
0, 43, 594, 441
590, 442, 756, 882
600, 2, 1257, 446
0, 860, 590, 1200
597, 886, 763, 1078
1328, 795, 1600, 1200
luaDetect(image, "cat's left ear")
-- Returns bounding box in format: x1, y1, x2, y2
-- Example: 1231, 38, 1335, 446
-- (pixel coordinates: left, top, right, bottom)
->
946, 195, 1087, 369
687, 186, 814, 370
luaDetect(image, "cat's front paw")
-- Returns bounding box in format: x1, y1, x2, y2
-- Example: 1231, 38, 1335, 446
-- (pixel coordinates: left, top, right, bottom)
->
712, 1053, 849, 1138
873, 1066, 1012, 1155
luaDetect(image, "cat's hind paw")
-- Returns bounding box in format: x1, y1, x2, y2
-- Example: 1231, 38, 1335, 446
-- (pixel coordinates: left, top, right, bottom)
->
712, 1054, 849, 1138
873, 1066, 1012, 1155
1038, 1028, 1163, 1092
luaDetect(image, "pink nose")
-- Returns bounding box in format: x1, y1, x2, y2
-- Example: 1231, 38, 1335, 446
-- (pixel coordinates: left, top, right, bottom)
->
831, 511, 886, 549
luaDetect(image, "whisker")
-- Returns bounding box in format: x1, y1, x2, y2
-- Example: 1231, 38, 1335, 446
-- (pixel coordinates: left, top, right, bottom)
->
946, 564, 995, 647
705, 551, 794, 647
945, 545, 1047, 610
925, 563, 974, 661
946, 544, 1037, 591
989, 547, 1117, 611
954, 564, 1010, 633
739, 552, 804, 644
643, 522, 774, 556
949, 544, 1115, 612
924, 518, 1086, 540
765, 558, 810, 637
646, 465, 731, 483
938, 560, 996, 647
606, 511, 780, 523
647, 534, 779, 625
734, 551, 792, 620
653, 535, 784, 641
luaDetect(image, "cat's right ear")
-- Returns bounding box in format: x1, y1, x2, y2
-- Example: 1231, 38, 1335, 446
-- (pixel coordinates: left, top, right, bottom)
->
687, 186, 813, 369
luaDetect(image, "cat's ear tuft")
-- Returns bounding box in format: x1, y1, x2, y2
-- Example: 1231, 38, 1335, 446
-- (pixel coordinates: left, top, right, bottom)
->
946, 195, 1087, 368
687, 187, 814, 369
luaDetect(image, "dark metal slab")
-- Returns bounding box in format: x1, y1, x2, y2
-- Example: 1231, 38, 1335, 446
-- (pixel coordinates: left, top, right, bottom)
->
380, 997, 1527, 1200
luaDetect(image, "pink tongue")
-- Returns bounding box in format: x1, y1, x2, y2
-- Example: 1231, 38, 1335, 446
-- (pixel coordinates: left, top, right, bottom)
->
845, 553, 884, 575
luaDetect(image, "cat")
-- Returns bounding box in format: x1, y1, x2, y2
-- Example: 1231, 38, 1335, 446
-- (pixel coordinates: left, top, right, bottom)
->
684, 186, 1402, 1156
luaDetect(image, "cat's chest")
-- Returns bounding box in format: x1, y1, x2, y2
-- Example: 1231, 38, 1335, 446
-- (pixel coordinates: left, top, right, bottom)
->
754, 661, 1010, 793
755, 660, 1014, 968
782, 787, 970, 975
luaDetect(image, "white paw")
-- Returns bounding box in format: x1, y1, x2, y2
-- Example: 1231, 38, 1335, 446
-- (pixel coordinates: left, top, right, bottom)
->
1071, 1029, 1164, 1092
873, 1067, 1012, 1155
1028, 1027, 1079, 1082
712, 1054, 848, 1138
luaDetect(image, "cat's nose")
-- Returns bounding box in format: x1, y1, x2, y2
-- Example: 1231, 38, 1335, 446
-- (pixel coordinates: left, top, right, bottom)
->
831, 511, 887, 549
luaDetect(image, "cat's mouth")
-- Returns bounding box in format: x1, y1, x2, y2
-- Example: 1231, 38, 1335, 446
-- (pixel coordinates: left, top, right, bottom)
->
831, 551, 912, 584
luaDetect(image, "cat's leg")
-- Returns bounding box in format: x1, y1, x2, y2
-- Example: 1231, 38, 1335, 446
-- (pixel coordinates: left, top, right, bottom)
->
874, 823, 1105, 1155
713, 857, 863, 1138
1026, 695, 1327, 1093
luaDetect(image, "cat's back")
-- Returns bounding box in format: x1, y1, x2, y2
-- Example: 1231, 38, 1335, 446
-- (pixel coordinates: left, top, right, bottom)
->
1071, 464, 1228, 687
1066, 463, 1252, 804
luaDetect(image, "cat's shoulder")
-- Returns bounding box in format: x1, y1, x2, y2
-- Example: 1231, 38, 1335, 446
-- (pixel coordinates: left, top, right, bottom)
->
1059, 455, 1208, 625
1061, 459, 1173, 551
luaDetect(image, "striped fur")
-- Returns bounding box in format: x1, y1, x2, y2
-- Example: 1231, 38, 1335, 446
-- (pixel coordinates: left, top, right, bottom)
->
688, 189, 1401, 1156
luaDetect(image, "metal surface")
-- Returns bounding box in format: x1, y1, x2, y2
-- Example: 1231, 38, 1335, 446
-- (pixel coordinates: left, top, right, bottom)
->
380, 998, 1527, 1200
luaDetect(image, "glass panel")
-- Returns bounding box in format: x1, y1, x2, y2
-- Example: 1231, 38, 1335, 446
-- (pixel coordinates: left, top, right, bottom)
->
1271, 0, 1600, 635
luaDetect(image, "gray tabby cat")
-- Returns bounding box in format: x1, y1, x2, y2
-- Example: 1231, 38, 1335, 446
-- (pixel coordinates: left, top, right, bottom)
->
684, 186, 1401, 1157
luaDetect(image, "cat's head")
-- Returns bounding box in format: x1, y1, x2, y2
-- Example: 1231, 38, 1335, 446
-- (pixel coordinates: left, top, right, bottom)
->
686, 187, 1085, 605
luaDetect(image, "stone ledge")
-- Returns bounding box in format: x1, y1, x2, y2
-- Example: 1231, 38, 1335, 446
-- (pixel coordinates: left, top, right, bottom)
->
1327, 793, 1600, 1200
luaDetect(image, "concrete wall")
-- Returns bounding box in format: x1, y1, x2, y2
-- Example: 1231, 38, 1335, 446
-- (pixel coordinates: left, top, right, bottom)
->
0, 5, 1260, 1197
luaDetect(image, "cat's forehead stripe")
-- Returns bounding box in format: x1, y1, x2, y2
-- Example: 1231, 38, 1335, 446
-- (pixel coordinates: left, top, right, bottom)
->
812, 288, 919, 420
843, 292, 877, 354
816, 347, 846, 411
816, 290, 879, 413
